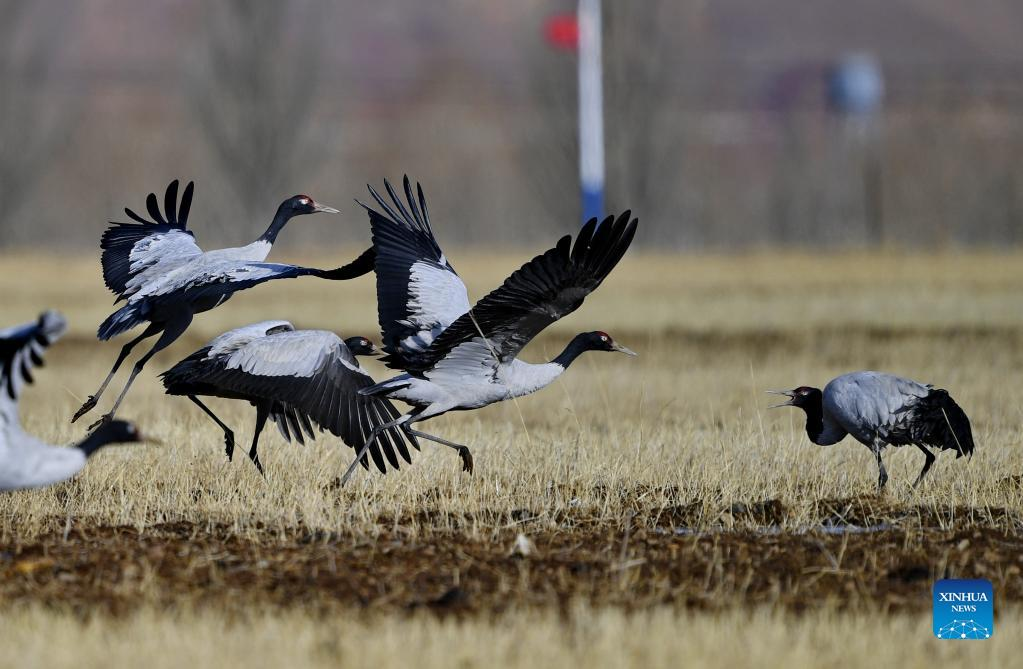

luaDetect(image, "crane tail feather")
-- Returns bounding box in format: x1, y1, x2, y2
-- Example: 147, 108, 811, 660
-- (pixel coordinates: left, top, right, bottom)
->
914, 389, 975, 458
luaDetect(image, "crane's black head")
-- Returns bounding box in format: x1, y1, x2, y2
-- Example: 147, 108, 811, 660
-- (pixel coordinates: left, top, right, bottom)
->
584, 331, 637, 355
345, 336, 380, 357
262, 195, 341, 243
767, 386, 822, 410
78, 420, 147, 458
280, 194, 341, 216
555, 331, 636, 368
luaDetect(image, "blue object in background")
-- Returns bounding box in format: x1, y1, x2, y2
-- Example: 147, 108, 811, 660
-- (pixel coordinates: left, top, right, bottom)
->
933, 579, 994, 639
828, 53, 884, 116
578, 0, 604, 224
581, 187, 604, 225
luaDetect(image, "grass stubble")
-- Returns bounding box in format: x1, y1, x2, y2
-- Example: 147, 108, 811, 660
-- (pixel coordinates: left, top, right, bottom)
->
1, 250, 1022, 667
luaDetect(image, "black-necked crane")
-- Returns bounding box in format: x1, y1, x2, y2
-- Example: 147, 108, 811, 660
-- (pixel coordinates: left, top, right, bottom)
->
768, 370, 975, 490
160, 320, 436, 477
338, 176, 638, 485
1, 311, 146, 491
72, 180, 375, 430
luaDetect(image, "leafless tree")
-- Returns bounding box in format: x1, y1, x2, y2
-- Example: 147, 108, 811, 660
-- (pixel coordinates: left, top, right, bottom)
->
517, 28, 579, 228
190, 0, 329, 225
602, 2, 699, 228
520, 1, 700, 241
0, 0, 77, 244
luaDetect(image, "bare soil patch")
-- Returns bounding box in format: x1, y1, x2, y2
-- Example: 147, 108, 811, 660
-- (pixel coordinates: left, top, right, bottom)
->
3, 507, 1021, 618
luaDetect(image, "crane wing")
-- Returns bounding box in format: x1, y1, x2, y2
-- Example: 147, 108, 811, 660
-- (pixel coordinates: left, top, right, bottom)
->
101, 180, 203, 300
0, 311, 66, 428
358, 177, 470, 370
180, 330, 419, 474
101, 253, 374, 342
417, 212, 637, 374
135, 252, 374, 302
824, 371, 931, 442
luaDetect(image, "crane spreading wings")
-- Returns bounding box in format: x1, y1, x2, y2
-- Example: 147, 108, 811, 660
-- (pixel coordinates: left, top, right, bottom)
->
1, 311, 66, 435
421, 211, 637, 374
101, 180, 203, 302
359, 177, 637, 375
358, 177, 471, 370
162, 326, 418, 473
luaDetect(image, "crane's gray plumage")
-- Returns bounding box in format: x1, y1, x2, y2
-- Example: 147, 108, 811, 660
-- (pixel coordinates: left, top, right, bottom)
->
769, 370, 975, 490
73, 180, 375, 430
161, 321, 419, 475
1, 311, 144, 491
346, 177, 638, 486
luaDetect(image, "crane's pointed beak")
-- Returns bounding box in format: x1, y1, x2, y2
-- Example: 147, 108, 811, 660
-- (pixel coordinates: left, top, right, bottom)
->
612, 342, 637, 356
313, 202, 341, 214
765, 389, 795, 409
368, 344, 381, 356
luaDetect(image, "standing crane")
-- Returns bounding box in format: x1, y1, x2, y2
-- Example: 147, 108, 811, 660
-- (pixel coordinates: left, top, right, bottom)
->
338, 177, 638, 485
71, 180, 375, 430
1, 311, 146, 491
768, 371, 975, 490
160, 321, 436, 476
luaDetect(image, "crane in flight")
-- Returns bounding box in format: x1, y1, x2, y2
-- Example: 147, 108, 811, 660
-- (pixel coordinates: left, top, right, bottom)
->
72, 180, 374, 430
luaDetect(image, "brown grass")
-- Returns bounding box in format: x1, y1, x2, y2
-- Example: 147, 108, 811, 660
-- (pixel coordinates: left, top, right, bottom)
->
1, 250, 1021, 665
2, 605, 1019, 669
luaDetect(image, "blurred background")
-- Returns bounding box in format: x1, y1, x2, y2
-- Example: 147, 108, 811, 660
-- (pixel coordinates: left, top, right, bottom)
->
3, 0, 1023, 250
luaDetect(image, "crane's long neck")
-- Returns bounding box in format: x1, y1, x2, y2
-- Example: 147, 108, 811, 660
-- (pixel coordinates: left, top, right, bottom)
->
552, 335, 594, 369
798, 396, 846, 445
802, 397, 825, 444
258, 204, 297, 245
75, 429, 119, 458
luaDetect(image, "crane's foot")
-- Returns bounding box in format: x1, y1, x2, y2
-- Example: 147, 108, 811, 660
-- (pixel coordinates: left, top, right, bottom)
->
71, 396, 98, 423
87, 413, 114, 432
457, 446, 473, 474
248, 451, 265, 478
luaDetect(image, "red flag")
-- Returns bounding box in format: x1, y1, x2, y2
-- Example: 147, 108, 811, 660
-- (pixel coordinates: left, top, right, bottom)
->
544, 14, 578, 51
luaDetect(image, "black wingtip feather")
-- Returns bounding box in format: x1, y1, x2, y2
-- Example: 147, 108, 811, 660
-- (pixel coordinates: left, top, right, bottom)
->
366, 183, 404, 228
124, 208, 150, 225
0, 311, 64, 402
165, 180, 179, 226
417, 182, 431, 233
384, 178, 418, 232
178, 181, 194, 226
146, 192, 166, 225
403, 176, 426, 230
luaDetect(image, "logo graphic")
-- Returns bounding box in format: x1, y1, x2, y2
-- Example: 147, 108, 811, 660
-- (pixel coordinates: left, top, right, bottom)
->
933, 579, 993, 639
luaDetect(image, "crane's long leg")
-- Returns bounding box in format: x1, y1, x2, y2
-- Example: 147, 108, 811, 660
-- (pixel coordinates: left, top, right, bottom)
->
87, 314, 193, 430
248, 403, 270, 477
873, 440, 889, 491
71, 322, 162, 423
188, 396, 236, 461
339, 416, 474, 487
912, 444, 936, 488
405, 428, 473, 474
340, 415, 410, 486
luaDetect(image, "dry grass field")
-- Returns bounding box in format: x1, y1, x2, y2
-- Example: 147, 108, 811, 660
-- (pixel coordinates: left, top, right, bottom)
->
2, 249, 1022, 667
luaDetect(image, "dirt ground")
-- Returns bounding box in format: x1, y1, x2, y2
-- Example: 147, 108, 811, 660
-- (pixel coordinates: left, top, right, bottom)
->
4, 501, 1021, 618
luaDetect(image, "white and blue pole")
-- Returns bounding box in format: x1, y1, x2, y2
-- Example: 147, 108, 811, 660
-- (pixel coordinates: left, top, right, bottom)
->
578, 0, 604, 224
